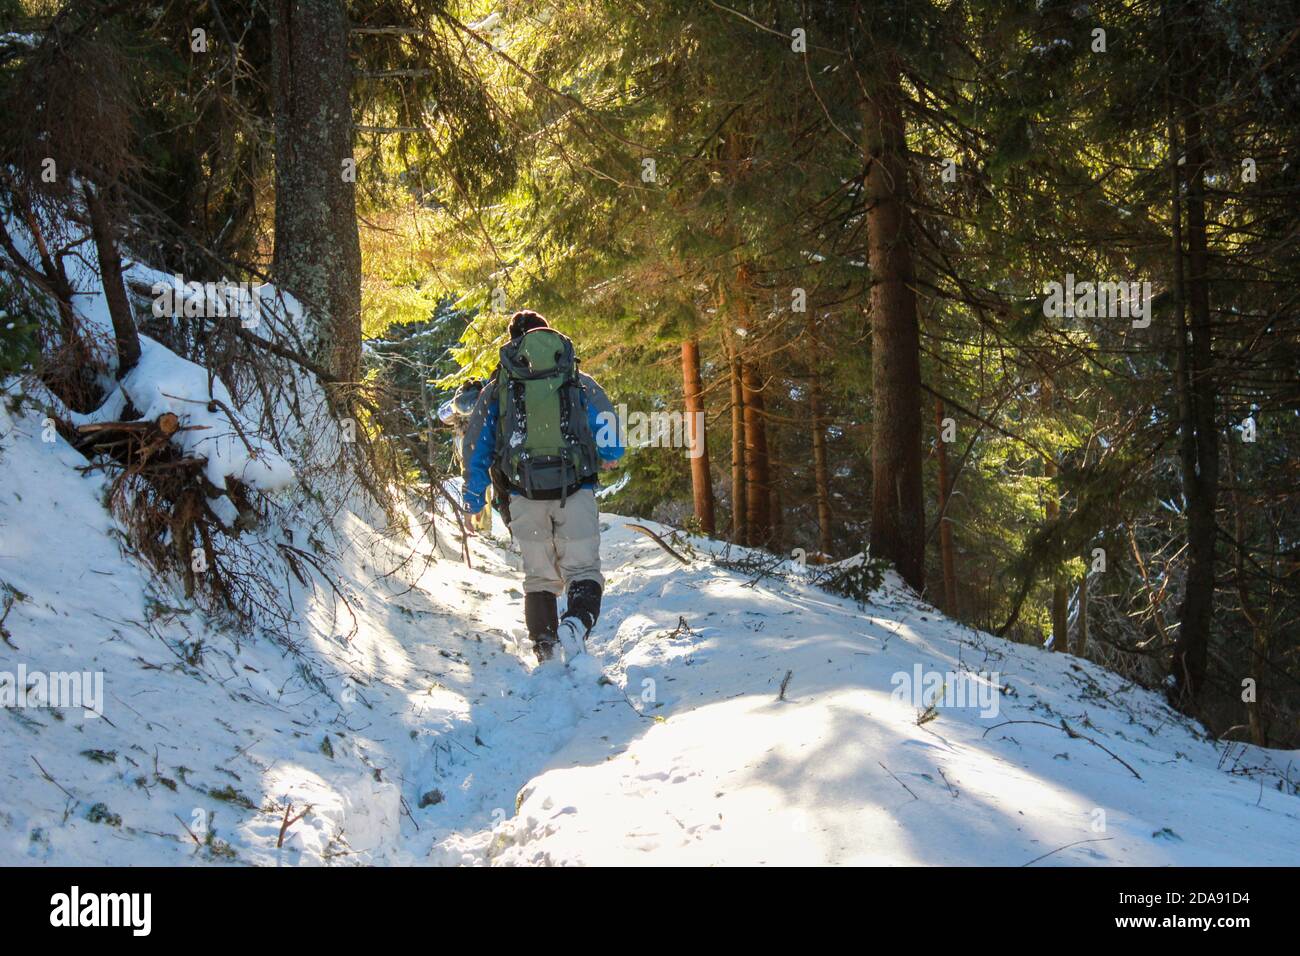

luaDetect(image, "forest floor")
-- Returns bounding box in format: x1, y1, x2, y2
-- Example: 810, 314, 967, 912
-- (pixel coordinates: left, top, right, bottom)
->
2, 397, 1297, 866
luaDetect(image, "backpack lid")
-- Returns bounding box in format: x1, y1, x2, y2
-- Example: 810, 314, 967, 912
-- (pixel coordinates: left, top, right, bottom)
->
499, 327, 575, 380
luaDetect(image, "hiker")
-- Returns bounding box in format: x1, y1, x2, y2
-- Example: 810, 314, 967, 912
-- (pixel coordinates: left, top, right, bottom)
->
438, 378, 492, 532
460, 310, 624, 661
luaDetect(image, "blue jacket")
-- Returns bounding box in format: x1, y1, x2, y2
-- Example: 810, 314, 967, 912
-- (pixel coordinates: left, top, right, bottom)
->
461, 371, 623, 513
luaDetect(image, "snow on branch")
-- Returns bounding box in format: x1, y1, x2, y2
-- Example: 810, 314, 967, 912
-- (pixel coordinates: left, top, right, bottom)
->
115, 336, 295, 494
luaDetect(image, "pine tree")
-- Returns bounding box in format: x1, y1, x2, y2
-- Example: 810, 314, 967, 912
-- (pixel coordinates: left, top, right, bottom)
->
269, 0, 362, 382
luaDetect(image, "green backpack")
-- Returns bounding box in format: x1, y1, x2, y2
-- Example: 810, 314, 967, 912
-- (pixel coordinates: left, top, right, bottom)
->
495, 328, 600, 498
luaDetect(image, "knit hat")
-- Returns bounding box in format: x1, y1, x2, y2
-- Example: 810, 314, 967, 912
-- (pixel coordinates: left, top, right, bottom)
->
508, 310, 549, 340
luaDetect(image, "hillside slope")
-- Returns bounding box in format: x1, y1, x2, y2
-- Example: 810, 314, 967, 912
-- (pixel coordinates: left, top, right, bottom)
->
1, 397, 1297, 866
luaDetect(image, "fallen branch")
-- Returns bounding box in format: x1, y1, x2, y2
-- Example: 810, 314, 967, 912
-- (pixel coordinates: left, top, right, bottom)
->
77, 412, 181, 437
983, 719, 1142, 779
399, 796, 420, 831
606, 680, 659, 721
1021, 837, 1113, 867
937, 767, 959, 797
173, 812, 202, 847
625, 523, 691, 565
75, 414, 206, 478
31, 755, 75, 801
878, 761, 919, 801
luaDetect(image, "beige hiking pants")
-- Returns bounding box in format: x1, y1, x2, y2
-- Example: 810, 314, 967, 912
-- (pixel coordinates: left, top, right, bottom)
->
508, 487, 603, 595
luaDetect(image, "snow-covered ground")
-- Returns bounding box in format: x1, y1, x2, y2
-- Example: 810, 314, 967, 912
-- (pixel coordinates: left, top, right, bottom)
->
1, 399, 1297, 866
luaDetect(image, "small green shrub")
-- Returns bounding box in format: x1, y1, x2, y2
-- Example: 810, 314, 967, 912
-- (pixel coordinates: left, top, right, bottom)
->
0, 278, 45, 376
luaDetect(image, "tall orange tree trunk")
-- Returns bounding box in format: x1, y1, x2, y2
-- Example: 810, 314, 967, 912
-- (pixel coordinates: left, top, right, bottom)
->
863, 61, 925, 591
681, 337, 715, 534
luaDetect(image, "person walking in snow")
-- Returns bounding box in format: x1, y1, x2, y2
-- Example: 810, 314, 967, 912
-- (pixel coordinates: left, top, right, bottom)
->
460, 310, 624, 662
439, 378, 493, 532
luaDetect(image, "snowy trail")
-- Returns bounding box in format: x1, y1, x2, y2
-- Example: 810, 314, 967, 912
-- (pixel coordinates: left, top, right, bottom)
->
1, 399, 1298, 866
472, 527, 1300, 866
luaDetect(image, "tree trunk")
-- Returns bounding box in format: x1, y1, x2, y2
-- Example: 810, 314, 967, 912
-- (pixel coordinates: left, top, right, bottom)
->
269, 0, 362, 383
1227, 439, 1268, 745
735, 272, 771, 548
934, 396, 957, 615
681, 337, 715, 535
1168, 12, 1219, 703
808, 316, 834, 558
725, 331, 747, 545
1076, 565, 1089, 657
769, 435, 785, 548
1042, 378, 1068, 652
863, 60, 925, 592
1044, 455, 1069, 652
10, 203, 78, 339
84, 186, 140, 378
741, 358, 771, 549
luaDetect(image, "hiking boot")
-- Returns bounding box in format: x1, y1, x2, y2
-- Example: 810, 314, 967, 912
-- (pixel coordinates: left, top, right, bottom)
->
532, 631, 559, 662
524, 591, 560, 662
556, 617, 585, 662
565, 580, 602, 634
